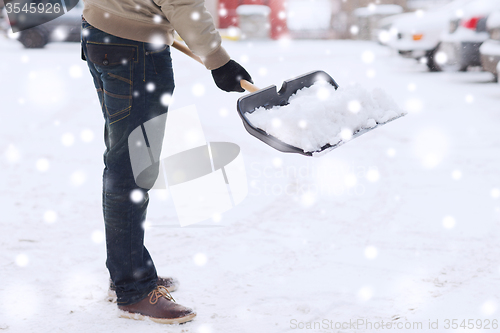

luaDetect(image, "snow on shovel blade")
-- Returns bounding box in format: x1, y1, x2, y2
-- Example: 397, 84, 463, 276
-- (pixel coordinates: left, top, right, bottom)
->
237, 70, 339, 156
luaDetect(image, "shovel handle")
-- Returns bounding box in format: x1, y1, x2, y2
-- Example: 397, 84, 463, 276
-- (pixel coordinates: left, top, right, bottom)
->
171, 40, 260, 93
240, 80, 259, 93
172, 40, 204, 65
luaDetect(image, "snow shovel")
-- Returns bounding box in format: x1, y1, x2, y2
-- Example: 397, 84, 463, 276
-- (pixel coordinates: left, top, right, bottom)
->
172, 41, 341, 156
236, 70, 339, 156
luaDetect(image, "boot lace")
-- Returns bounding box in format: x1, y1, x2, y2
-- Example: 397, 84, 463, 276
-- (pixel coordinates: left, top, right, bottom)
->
148, 285, 176, 304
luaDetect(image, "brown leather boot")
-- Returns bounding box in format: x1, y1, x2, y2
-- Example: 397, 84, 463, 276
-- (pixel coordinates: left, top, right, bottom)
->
107, 276, 178, 302
118, 286, 196, 324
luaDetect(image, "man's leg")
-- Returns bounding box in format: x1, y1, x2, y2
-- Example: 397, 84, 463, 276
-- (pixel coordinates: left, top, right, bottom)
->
81, 19, 178, 305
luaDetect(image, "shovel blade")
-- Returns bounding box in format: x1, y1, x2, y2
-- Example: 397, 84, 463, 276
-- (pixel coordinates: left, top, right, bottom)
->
237, 70, 338, 156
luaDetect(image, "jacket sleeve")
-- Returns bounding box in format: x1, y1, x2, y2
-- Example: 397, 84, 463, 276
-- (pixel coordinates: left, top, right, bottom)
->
154, 0, 230, 70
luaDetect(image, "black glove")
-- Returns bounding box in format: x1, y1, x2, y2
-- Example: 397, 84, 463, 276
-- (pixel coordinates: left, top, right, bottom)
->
211, 60, 253, 93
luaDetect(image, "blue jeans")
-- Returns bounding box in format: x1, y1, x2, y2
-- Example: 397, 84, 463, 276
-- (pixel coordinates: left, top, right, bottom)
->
81, 18, 175, 305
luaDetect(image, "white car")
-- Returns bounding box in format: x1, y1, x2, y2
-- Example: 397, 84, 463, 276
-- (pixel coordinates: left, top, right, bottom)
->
438, 0, 500, 71
480, 10, 500, 81
388, 0, 474, 71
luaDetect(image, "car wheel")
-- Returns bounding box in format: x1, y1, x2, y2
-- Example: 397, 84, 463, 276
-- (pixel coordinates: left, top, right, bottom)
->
426, 47, 442, 72
19, 28, 47, 48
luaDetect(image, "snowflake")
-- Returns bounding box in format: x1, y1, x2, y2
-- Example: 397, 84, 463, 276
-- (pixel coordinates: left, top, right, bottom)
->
415, 9, 425, 18
35, 158, 50, 172
451, 170, 462, 180
442, 216, 456, 229
435, 52, 448, 65
361, 50, 375, 64
52, 27, 68, 41
239, 54, 249, 64
160, 93, 173, 107
146, 82, 155, 92
70, 170, 86, 186
340, 128, 353, 141
130, 189, 144, 203
271, 117, 282, 128
357, 286, 373, 301
198, 324, 212, 333
80, 129, 94, 143
219, 8, 228, 17
378, 30, 390, 44
366, 169, 380, 182
61, 133, 75, 147
149, 35, 165, 47
91, 230, 104, 244
69, 65, 83, 79
364, 246, 378, 259
5, 144, 21, 163
193, 253, 208, 266
190, 11, 200, 21
43, 210, 58, 224
142, 220, 152, 230
192, 83, 205, 97
15, 254, 29, 267
481, 300, 497, 316
348, 100, 361, 114
272, 157, 283, 168
219, 108, 228, 117
301, 191, 316, 208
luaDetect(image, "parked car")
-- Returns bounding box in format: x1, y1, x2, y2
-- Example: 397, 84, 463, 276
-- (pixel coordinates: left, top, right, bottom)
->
6, 0, 82, 48
388, 0, 474, 71
437, 0, 500, 71
480, 10, 500, 81
352, 4, 403, 42
376, 12, 411, 45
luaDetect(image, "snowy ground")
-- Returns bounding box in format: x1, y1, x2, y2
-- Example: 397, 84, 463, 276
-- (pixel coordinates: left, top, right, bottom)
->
1, 35, 500, 333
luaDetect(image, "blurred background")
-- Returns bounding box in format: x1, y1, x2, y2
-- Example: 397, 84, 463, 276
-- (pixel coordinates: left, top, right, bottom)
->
1, 1, 500, 332
1, 0, 499, 78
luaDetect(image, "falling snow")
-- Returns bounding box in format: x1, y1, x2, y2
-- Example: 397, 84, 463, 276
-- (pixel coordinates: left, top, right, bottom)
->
193, 253, 208, 266
1, 33, 500, 333
61, 133, 75, 147
130, 189, 144, 203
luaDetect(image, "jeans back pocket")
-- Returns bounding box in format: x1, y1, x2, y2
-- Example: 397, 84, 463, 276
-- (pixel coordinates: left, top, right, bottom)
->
86, 43, 138, 123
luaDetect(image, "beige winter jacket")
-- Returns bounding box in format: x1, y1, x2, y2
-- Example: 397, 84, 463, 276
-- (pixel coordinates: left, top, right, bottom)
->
82, 0, 230, 70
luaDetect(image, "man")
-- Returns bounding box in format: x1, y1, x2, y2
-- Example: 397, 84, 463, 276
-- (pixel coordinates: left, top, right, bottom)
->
81, 0, 252, 324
